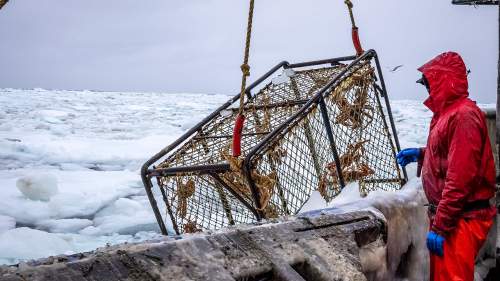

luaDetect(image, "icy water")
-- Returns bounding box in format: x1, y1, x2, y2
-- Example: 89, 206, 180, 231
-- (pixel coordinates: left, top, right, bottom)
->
0, 88, 489, 265
0, 88, 230, 264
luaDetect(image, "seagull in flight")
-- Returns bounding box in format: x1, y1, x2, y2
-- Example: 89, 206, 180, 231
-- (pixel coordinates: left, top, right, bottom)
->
389, 65, 404, 73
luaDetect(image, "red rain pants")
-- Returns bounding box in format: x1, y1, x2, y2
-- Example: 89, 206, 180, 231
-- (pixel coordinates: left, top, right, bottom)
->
430, 218, 493, 281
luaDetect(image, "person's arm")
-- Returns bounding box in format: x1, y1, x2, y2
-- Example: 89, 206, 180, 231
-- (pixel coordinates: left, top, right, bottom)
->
432, 110, 483, 236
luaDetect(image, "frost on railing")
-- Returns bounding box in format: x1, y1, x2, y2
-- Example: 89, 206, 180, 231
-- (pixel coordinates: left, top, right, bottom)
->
147, 54, 406, 235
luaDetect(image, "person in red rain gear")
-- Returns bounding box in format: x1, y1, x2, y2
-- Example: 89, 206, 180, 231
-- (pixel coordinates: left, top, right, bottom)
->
396, 52, 496, 281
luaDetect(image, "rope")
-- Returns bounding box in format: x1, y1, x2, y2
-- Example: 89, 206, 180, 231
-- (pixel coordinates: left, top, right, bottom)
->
238, 0, 255, 115
232, 0, 255, 157
344, 0, 364, 56
344, 0, 357, 28
174, 177, 196, 219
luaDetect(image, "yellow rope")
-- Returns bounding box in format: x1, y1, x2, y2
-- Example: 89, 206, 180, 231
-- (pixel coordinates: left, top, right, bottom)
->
238, 0, 255, 115
344, 0, 357, 28
174, 178, 196, 219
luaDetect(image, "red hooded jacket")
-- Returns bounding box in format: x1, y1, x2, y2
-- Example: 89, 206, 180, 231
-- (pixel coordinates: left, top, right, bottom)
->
418, 52, 496, 236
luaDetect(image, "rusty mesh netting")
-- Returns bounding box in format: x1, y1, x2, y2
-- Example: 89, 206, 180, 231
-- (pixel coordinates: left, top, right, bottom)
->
150, 58, 404, 235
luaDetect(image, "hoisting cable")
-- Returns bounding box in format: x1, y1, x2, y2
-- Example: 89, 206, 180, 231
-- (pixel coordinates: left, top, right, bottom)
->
0, 0, 9, 10
344, 0, 364, 56
232, 0, 255, 157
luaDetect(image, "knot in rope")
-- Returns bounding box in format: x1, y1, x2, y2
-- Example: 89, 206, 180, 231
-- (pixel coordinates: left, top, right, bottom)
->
233, 0, 255, 157
240, 63, 251, 77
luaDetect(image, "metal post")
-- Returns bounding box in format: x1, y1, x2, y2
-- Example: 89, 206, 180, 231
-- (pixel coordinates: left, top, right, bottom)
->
155, 177, 180, 235
210, 172, 261, 220
141, 174, 169, 235
318, 97, 346, 188
373, 53, 409, 182
244, 162, 265, 220
290, 78, 323, 187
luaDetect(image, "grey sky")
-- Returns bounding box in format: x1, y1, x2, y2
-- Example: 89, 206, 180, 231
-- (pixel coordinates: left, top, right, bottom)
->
0, 1, 497, 102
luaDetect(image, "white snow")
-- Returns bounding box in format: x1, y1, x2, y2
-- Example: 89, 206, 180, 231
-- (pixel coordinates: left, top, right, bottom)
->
0, 88, 494, 269
16, 174, 58, 201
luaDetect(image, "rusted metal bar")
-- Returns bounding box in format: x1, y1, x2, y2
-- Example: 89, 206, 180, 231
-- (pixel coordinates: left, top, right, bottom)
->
210, 172, 261, 219
318, 96, 346, 189
155, 177, 180, 235
193, 132, 269, 140
213, 181, 236, 225
364, 178, 405, 184
231, 99, 309, 112
149, 164, 230, 177
143, 175, 168, 235
286, 56, 356, 69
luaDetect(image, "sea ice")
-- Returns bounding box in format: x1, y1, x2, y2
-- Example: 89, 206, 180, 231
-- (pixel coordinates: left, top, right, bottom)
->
38, 219, 93, 234
0, 228, 73, 263
16, 174, 58, 202
92, 197, 159, 235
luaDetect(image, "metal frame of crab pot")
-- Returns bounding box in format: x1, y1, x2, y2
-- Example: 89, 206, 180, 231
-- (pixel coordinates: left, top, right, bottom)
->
141, 50, 408, 235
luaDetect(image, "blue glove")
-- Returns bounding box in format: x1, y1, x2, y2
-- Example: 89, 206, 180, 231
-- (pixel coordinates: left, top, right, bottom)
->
426, 231, 445, 256
396, 148, 420, 167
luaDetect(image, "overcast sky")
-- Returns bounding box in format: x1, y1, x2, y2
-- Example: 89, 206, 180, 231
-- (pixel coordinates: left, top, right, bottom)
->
0, 1, 498, 102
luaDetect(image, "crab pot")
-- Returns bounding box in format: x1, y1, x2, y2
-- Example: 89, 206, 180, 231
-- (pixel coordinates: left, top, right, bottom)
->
142, 50, 407, 235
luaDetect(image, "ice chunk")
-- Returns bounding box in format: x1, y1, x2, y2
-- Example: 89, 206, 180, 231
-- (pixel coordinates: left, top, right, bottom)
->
0, 174, 52, 225
38, 219, 93, 233
92, 197, 159, 235
0, 215, 15, 234
47, 171, 142, 219
16, 174, 58, 201
0, 228, 73, 263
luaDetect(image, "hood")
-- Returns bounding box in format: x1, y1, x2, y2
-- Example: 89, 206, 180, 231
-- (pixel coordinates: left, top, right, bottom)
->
418, 52, 469, 114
